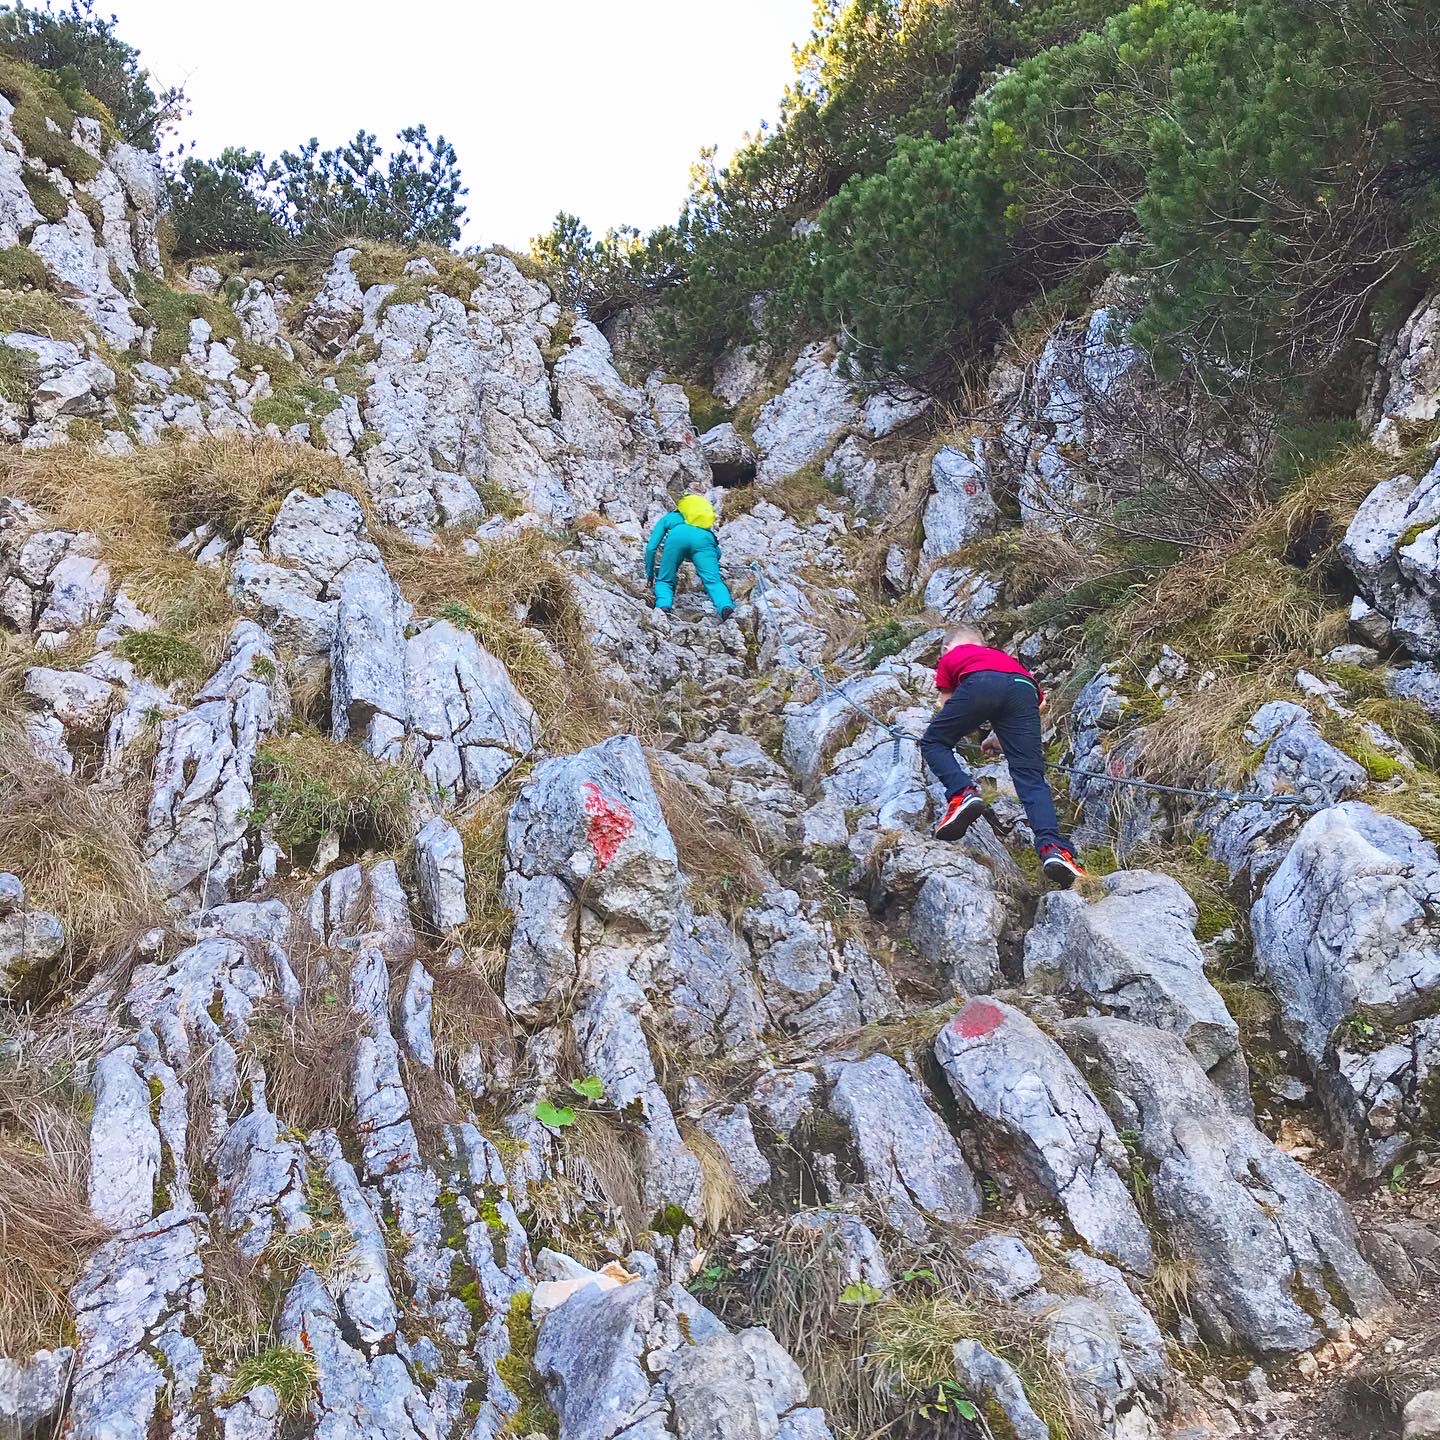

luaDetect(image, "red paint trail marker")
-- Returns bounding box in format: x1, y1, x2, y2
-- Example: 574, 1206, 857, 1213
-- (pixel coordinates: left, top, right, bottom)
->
950, 999, 1005, 1039
581, 782, 634, 870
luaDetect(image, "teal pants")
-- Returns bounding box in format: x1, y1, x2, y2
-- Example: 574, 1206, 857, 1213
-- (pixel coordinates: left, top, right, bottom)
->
654, 531, 733, 613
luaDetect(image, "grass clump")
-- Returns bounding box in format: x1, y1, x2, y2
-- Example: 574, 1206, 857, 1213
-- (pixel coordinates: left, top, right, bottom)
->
133, 272, 240, 366
0, 287, 87, 342
0, 53, 106, 183
0, 245, 50, 291
459, 774, 523, 951
766, 458, 838, 521
250, 381, 341, 436
114, 629, 207, 685
222, 1345, 317, 1414
249, 731, 414, 853
0, 703, 168, 977
0, 339, 40, 405
0, 1023, 109, 1354
646, 757, 766, 926
247, 980, 359, 1136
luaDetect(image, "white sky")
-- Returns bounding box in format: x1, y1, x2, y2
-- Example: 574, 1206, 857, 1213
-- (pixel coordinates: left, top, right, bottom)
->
106, 0, 816, 250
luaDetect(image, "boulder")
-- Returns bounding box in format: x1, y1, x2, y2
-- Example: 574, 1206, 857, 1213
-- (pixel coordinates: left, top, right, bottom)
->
1366, 292, 1440, 447
920, 440, 1000, 566
1024, 870, 1248, 1109
935, 998, 1153, 1274
824, 1054, 980, 1238
700, 423, 757, 486
1063, 1016, 1389, 1353
1250, 802, 1440, 1173
753, 343, 860, 486
414, 815, 467, 930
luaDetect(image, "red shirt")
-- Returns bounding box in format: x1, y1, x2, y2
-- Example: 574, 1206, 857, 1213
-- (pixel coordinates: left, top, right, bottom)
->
935, 644, 1043, 703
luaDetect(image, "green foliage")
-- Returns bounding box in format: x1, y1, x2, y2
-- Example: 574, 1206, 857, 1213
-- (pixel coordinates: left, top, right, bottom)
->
114, 629, 205, 684
533, 1099, 575, 1130
248, 731, 415, 852
166, 127, 467, 260
250, 380, 341, 436
864, 618, 917, 667
223, 1346, 317, 1414
133, 272, 240, 365
0, 337, 39, 403
807, 0, 1440, 386
0, 245, 49, 290
568, 1075, 605, 1102
164, 149, 285, 258
651, 1203, 693, 1240
0, 50, 100, 183
0, 0, 182, 146
496, 1292, 558, 1438
840, 1280, 884, 1306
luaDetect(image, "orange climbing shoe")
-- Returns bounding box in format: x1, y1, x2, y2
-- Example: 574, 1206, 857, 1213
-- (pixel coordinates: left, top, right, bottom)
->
934, 788, 985, 841
1040, 845, 1087, 888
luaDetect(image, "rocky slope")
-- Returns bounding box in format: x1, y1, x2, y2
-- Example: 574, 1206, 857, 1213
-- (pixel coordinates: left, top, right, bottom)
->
2, 86, 1440, 1440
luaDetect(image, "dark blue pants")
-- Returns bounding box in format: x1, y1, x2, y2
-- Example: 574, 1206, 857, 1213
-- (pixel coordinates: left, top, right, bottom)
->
919, 671, 1066, 853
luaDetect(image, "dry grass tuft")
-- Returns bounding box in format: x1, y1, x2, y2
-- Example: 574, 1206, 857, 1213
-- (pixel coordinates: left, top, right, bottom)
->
427, 949, 514, 1091
249, 730, 416, 854
459, 769, 528, 951
680, 1119, 753, 1234
566, 1108, 649, 1245
0, 1022, 110, 1353
245, 949, 359, 1134
0, 707, 168, 981
646, 757, 768, 925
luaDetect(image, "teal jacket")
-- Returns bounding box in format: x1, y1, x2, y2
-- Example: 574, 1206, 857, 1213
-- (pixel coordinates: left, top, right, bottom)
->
644, 511, 720, 582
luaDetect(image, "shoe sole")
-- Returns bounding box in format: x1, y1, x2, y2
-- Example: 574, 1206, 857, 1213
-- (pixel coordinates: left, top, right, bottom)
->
1042, 857, 1084, 888
934, 799, 986, 842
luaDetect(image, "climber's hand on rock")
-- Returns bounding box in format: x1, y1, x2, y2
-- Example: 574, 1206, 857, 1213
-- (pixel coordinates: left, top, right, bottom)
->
981, 732, 1003, 759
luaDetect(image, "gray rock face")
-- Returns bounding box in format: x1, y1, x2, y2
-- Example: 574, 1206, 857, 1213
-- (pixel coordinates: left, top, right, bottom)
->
921, 440, 1001, 566
1341, 460, 1440, 658
1366, 291, 1440, 448
1251, 801, 1440, 1173
535, 1278, 828, 1440
878, 832, 1011, 995
753, 343, 860, 486
504, 736, 679, 1019
952, 1341, 1049, 1440
701, 423, 758, 485
743, 891, 898, 1044
1063, 1016, 1389, 1354
1024, 870, 1248, 1109
0, 1348, 76, 1438
414, 815, 467, 929
404, 618, 537, 798
824, 1054, 980, 1238
144, 622, 289, 905
300, 247, 365, 355
936, 998, 1153, 1274
330, 565, 410, 760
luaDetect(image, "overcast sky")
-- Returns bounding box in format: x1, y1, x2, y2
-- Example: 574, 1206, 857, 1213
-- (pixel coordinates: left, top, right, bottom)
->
106, 0, 815, 250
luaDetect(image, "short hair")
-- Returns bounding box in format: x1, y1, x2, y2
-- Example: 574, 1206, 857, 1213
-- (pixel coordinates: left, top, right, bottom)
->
943, 624, 985, 650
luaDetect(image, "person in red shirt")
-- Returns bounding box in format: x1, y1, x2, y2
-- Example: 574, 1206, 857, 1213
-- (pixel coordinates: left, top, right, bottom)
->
921, 624, 1086, 887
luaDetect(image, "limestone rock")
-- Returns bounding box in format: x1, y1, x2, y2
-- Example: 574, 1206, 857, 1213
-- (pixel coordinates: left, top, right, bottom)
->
404, 618, 537, 798
1063, 1016, 1389, 1353
1251, 802, 1440, 1174
825, 1054, 980, 1238
701, 422, 758, 485
0, 871, 65, 994
1366, 292, 1440, 445
921, 440, 1000, 566
1024, 870, 1248, 1109
753, 343, 860, 486
414, 815, 467, 930
936, 998, 1153, 1274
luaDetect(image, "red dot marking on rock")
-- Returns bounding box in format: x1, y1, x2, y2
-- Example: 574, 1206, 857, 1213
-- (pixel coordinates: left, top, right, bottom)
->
581, 782, 635, 871
950, 999, 1005, 1039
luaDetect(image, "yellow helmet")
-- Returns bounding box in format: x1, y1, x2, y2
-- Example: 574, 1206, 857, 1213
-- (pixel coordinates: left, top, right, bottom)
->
676, 494, 716, 529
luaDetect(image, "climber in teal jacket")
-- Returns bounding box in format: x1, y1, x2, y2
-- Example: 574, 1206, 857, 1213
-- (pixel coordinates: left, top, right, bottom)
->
644, 494, 735, 619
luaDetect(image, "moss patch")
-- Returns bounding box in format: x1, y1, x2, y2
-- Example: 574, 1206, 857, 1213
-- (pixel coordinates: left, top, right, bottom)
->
496, 1291, 558, 1437
0, 246, 50, 291
134, 272, 240, 366
115, 629, 207, 685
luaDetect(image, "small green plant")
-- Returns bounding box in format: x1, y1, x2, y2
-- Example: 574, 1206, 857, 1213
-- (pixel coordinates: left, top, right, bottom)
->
840, 1280, 884, 1306
1388, 1162, 1409, 1195
688, 1262, 731, 1295
533, 1099, 575, 1130
651, 1203, 693, 1240
901, 1268, 938, 1285
569, 1075, 605, 1102
223, 1345, 317, 1414
865, 618, 917, 668
115, 629, 206, 684
916, 1380, 979, 1423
